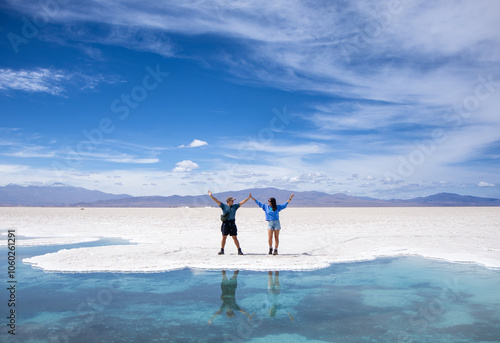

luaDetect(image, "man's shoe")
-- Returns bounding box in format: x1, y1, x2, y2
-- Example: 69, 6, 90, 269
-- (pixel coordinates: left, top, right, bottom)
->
273, 249, 278, 255
238, 248, 244, 255
218, 249, 224, 255
269, 247, 273, 255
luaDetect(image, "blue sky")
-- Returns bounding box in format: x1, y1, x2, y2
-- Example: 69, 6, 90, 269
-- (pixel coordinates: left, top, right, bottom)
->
1, 0, 499, 199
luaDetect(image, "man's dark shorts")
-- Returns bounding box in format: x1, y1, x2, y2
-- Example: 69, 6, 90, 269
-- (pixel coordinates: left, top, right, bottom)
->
221, 219, 238, 236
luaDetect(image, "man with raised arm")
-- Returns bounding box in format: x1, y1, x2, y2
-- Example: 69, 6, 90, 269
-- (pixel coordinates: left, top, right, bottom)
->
208, 191, 251, 255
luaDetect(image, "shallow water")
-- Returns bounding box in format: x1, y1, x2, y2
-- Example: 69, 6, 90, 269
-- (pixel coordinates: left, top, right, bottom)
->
1, 242, 499, 343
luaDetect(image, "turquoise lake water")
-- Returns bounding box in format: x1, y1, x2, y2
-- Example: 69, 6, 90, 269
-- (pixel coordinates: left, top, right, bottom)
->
1, 241, 499, 343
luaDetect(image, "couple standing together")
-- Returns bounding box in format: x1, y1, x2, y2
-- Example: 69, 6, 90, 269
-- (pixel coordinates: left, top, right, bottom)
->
208, 191, 294, 256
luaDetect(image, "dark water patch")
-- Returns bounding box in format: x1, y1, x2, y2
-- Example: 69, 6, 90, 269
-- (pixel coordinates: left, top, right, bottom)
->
19, 236, 134, 259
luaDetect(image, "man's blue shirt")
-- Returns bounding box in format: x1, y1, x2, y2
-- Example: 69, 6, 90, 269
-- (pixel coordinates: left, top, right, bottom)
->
220, 203, 240, 220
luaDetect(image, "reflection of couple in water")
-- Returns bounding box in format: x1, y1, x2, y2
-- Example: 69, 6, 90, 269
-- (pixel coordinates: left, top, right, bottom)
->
208, 270, 293, 324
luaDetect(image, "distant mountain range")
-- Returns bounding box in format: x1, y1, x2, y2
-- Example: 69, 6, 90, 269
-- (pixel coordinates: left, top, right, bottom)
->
0, 184, 132, 206
1, 184, 500, 207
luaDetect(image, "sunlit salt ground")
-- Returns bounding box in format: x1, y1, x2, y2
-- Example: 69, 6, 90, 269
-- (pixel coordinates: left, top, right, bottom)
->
0, 207, 499, 272
1, 244, 499, 343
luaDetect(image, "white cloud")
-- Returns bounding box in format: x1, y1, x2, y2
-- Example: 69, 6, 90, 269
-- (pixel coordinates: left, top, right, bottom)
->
478, 181, 495, 187
172, 160, 200, 173
179, 139, 208, 148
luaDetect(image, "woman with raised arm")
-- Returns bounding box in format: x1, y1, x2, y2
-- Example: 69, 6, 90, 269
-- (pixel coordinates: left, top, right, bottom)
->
208, 191, 251, 255
250, 193, 294, 255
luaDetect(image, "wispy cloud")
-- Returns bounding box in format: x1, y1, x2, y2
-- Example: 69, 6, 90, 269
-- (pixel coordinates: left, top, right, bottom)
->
236, 141, 327, 156
0, 68, 66, 95
0, 133, 161, 165
6, 1, 499, 102
0, 68, 115, 95
0, 164, 29, 173
1, 146, 159, 164
2, 150, 57, 158
73, 152, 160, 164
103, 139, 169, 153
43, 24, 177, 58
